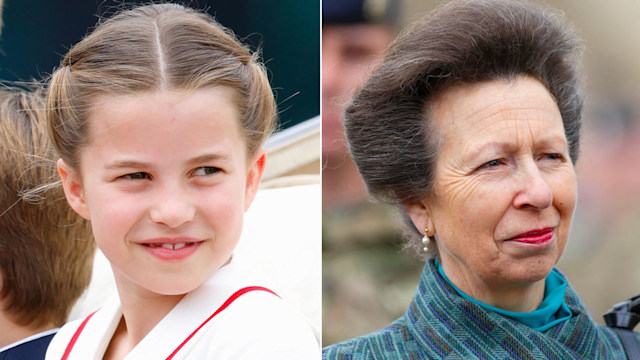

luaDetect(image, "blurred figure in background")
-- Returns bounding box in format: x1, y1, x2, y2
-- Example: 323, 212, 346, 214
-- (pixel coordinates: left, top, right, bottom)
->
322, 0, 395, 207
0, 89, 94, 359
322, 0, 426, 345
0, 5, 93, 359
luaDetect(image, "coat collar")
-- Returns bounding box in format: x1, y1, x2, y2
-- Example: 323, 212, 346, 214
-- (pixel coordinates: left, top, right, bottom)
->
403, 260, 625, 359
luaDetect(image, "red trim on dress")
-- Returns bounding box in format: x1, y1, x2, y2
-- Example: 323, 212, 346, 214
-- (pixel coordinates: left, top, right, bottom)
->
61, 309, 99, 360
166, 286, 278, 359
60, 286, 278, 359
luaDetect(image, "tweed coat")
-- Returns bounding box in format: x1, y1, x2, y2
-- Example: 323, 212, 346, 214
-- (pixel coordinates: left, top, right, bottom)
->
323, 260, 639, 360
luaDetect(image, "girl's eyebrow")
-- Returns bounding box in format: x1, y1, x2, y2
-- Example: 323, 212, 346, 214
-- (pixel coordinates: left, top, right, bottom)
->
188, 153, 231, 165
103, 154, 231, 171
104, 160, 150, 170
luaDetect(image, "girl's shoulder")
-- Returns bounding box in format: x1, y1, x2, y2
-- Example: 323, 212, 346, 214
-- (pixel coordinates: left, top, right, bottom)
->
45, 318, 82, 360
167, 259, 320, 358
45, 299, 121, 360
201, 288, 320, 358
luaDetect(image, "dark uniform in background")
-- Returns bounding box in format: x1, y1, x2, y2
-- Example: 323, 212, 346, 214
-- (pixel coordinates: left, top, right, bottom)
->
321, 0, 424, 346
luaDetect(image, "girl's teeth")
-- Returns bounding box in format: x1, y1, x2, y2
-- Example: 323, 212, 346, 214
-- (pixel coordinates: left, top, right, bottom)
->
154, 243, 188, 250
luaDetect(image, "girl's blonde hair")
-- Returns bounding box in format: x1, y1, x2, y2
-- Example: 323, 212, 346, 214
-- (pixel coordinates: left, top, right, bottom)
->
47, 3, 276, 170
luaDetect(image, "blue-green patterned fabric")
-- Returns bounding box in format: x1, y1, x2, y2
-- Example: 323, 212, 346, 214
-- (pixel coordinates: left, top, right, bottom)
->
323, 260, 638, 359
436, 262, 572, 331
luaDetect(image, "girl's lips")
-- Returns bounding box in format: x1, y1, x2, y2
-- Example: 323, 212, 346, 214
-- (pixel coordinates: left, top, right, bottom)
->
506, 227, 554, 245
139, 239, 203, 261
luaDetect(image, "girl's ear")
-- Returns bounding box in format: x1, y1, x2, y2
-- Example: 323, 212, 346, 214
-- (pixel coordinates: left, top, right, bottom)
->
57, 159, 91, 220
403, 199, 435, 236
243, 148, 266, 211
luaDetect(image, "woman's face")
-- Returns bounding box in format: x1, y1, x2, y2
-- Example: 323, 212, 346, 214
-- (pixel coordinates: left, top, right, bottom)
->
59, 87, 264, 297
411, 76, 577, 296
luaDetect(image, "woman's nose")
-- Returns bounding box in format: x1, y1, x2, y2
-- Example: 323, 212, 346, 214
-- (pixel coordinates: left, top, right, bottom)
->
513, 164, 553, 210
149, 184, 196, 228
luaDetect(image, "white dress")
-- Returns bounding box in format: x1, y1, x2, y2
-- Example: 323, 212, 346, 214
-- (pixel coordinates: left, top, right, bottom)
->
46, 258, 320, 359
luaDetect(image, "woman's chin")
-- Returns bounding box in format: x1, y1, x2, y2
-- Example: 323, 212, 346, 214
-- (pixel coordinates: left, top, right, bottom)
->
498, 257, 557, 286
495, 239, 563, 283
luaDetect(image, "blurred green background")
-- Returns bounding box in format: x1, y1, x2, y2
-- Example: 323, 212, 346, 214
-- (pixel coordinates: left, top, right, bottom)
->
0, 0, 319, 128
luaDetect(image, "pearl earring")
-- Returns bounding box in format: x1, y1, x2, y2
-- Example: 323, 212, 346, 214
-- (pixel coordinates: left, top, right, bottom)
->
422, 228, 431, 252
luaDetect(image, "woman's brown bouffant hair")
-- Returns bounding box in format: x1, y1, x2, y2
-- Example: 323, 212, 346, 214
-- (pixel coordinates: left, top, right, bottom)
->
47, 3, 276, 171
343, 0, 584, 254
0, 89, 94, 328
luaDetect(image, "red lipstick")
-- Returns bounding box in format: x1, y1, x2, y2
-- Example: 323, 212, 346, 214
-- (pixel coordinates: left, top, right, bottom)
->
507, 228, 554, 245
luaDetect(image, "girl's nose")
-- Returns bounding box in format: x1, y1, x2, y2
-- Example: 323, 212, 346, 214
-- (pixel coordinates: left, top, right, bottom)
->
149, 185, 196, 228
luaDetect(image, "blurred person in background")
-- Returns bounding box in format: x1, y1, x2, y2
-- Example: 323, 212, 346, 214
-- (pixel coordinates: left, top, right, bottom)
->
0, 5, 94, 359
322, 0, 395, 206
322, 0, 427, 345
0, 89, 94, 359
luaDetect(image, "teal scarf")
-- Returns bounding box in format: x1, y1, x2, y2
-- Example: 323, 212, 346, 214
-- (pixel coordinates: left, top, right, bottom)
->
323, 260, 637, 359
436, 262, 572, 331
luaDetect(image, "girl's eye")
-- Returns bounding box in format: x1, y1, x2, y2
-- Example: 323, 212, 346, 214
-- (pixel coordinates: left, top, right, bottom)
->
193, 167, 220, 176
121, 172, 150, 180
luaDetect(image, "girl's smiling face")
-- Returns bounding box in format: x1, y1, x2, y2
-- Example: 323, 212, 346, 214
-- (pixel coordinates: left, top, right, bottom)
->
59, 87, 264, 296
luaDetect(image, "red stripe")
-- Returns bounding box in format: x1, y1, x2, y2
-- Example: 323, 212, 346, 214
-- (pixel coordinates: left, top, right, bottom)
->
61, 309, 99, 360
165, 286, 278, 360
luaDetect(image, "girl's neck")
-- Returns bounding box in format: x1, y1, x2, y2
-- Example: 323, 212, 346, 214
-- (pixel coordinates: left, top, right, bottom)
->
106, 273, 185, 358
120, 289, 184, 346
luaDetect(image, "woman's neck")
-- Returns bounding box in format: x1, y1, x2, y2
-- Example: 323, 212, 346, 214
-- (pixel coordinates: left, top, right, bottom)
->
104, 274, 185, 359
441, 260, 546, 313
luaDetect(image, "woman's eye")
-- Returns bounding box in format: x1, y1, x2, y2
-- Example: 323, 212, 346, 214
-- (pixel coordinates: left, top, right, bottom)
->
484, 159, 502, 168
538, 153, 565, 163
544, 153, 563, 161
121, 172, 150, 180
193, 167, 220, 176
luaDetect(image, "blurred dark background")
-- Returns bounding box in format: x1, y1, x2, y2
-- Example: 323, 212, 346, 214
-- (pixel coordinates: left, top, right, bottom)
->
0, 0, 319, 128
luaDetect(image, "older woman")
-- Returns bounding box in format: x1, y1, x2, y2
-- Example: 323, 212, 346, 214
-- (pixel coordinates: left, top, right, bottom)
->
322, 0, 639, 359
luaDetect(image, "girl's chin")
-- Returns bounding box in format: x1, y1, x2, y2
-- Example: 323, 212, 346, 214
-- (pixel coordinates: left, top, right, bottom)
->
147, 284, 201, 297
128, 274, 210, 297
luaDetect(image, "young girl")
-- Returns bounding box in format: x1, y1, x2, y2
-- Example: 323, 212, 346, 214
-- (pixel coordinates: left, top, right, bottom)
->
44, 4, 319, 359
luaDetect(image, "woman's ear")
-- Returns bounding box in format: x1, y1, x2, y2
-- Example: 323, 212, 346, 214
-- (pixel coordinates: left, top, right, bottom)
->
403, 199, 435, 236
243, 149, 266, 211
57, 159, 91, 220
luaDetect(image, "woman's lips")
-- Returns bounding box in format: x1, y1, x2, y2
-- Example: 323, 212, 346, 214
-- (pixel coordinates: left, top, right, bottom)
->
506, 227, 554, 245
